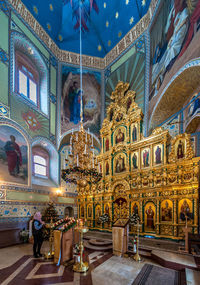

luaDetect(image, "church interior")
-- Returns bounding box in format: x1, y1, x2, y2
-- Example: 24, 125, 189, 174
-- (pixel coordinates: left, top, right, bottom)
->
0, 0, 200, 284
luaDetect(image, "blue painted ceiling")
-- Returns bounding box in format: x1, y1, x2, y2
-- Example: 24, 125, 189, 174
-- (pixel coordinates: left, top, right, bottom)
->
20, 0, 151, 57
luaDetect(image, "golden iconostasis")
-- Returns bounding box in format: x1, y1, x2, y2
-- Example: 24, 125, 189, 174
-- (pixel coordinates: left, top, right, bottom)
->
77, 82, 199, 240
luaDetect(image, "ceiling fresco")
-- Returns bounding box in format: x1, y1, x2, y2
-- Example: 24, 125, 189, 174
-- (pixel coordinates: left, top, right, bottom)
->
20, 0, 151, 57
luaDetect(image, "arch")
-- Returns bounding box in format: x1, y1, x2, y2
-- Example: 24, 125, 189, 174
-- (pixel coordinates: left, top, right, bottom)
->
0, 119, 31, 186
10, 32, 48, 115
58, 129, 101, 151
185, 115, 200, 133
32, 137, 59, 185
64, 206, 74, 217
149, 59, 200, 131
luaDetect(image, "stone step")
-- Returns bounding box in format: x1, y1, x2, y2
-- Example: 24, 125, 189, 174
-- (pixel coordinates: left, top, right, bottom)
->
185, 268, 200, 285
84, 240, 112, 251
88, 239, 112, 247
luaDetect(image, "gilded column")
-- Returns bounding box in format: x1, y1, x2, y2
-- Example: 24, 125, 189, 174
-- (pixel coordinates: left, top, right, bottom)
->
173, 199, 178, 237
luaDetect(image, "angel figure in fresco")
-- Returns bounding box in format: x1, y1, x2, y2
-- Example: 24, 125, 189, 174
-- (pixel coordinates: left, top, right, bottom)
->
177, 140, 184, 159
4, 135, 22, 177
161, 201, 172, 221
132, 153, 138, 169
155, 146, 161, 164
132, 125, 137, 142
146, 205, 155, 229
143, 150, 149, 167
105, 138, 109, 152
115, 129, 124, 144
180, 200, 193, 221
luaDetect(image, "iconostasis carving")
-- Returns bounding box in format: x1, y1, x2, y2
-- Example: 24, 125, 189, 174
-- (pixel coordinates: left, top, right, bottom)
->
77, 82, 200, 240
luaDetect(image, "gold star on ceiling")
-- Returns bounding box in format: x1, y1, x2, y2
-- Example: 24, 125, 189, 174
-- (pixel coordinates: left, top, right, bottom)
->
115, 12, 119, 19
33, 6, 38, 15
126, 0, 129, 4
47, 23, 51, 31
49, 4, 53, 11
104, 2, 106, 8
106, 21, 109, 27
129, 16, 134, 25
98, 45, 102, 51
142, 0, 146, 6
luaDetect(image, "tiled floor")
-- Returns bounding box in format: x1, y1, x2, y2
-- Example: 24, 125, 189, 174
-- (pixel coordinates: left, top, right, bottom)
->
0, 241, 199, 284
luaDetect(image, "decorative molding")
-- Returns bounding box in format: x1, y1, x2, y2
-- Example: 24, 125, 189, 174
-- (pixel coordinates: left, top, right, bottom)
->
0, 47, 9, 66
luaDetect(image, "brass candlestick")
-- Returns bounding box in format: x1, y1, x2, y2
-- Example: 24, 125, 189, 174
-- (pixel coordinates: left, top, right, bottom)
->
73, 225, 89, 273
133, 221, 142, 262
45, 217, 54, 259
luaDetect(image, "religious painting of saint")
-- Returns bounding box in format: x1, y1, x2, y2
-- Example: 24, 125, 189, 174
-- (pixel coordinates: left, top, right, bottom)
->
179, 199, 193, 222
176, 140, 185, 159
61, 66, 101, 136
161, 200, 172, 222
95, 205, 101, 219
132, 152, 138, 169
115, 128, 125, 144
132, 124, 137, 142
127, 98, 132, 111
187, 94, 200, 119
149, 0, 200, 100
154, 144, 162, 165
132, 202, 139, 215
0, 124, 28, 185
141, 148, 150, 168
145, 203, 155, 231
106, 162, 109, 175
80, 205, 84, 217
115, 155, 126, 173
105, 204, 110, 216
87, 205, 92, 218
105, 138, 109, 152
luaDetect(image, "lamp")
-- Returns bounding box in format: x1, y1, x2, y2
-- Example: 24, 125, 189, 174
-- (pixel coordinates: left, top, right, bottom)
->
61, 1, 102, 195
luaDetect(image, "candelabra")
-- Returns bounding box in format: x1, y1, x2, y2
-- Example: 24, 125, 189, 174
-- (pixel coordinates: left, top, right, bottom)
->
61, 123, 102, 195
133, 221, 142, 262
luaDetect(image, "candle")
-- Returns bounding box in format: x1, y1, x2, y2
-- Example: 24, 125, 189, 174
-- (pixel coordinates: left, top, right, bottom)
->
98, 163, 100, 172
92, 158, 94, 168
77, 155, 79, 167
63, 159, 65, 169
84, 144, 87, 154
92, 134, 93, 146
72, 128, 74, 134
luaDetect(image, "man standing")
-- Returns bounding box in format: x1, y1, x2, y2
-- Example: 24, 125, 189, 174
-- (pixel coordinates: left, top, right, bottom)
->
4, 135, 22, 176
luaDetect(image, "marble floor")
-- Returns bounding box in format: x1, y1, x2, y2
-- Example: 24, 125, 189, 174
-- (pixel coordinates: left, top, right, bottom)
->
0, 242, 199, 284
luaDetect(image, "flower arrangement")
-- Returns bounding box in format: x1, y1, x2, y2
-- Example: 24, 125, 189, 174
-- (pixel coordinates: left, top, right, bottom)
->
20, 229, 29, 243
53, 217, 76, 233
129, 213, 140, 225
99, 213, 109, 224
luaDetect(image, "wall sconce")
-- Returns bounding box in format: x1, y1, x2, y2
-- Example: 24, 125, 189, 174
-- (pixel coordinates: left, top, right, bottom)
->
56, 189, 62, 196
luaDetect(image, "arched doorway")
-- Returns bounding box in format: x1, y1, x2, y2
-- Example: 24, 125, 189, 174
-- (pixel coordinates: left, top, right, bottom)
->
65, 206, 74, 217
113, 197, 128, 221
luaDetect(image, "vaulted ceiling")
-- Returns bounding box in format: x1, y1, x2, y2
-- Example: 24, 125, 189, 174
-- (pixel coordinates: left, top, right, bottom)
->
20, 0, 151, 57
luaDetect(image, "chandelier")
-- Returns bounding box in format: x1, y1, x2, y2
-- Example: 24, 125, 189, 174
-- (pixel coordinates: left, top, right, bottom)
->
61, 2, 102, 195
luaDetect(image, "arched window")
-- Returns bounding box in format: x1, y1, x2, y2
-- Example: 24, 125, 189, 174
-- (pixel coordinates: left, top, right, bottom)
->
12, 33, 48, 115
15, 51, 39, 106
32, 147, 49, 178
